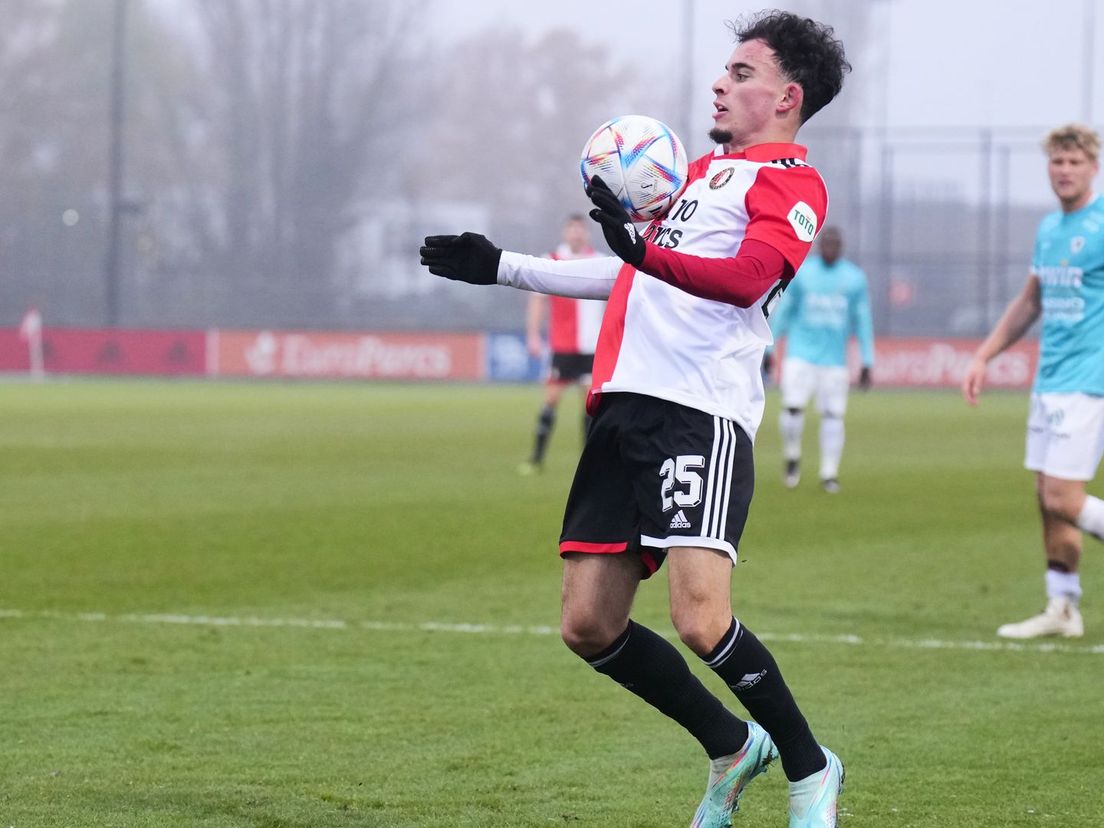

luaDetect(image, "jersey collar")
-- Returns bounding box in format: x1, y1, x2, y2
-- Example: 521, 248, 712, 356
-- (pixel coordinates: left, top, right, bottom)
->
1060, 192, 1101, 218
713, 143, 808, 162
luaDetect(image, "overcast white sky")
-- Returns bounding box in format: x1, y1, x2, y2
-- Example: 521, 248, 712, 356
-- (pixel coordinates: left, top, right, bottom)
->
429, 0, 1102, 132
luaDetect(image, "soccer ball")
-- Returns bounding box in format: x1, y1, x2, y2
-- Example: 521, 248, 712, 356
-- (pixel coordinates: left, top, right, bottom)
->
580, 115, 689, 223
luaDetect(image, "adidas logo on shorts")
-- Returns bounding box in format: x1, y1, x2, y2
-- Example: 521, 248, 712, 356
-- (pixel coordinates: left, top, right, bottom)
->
668, 509, 692, 530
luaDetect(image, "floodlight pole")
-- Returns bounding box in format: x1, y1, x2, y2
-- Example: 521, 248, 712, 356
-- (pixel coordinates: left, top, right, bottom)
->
1084, 0, 1096, 124
105, 0, 128, 327
680, 0, 694, 151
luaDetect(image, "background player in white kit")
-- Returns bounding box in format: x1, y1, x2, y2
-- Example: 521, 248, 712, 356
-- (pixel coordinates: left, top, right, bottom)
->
963, 123, 1104, 639
766, 226, 874, 493
520, 215, 605, 475
421, 11, 850, 827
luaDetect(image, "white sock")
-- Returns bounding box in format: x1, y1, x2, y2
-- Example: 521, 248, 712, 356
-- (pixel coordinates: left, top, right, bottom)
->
780, 410, 804, 461
1045, 569, 1082, 604
1076, 495, 1104, 542
819, 416, 845, 480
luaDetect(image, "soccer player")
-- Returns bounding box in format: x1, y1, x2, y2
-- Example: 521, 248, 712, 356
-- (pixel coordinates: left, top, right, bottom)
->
766, 226, 874, 493
421, 11, 849, 826
520, 215, 605, 475
962, 123, 1104, 639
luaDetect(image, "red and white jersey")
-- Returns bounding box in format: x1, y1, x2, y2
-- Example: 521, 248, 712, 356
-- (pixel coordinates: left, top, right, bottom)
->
548, 244, 606, 355
590, 143, 828, 440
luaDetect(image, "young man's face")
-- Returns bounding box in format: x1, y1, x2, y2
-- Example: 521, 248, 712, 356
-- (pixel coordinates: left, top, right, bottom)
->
562, 220, 589, 253
709, 39, 796, 150
1047, 146, 1099, 210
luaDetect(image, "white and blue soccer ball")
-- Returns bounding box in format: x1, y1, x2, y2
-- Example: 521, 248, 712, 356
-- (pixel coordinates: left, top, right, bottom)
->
580, 115, 689, 223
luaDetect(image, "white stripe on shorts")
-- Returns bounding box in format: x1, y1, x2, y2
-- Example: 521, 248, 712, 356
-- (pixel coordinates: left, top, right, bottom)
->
704, 417, 736, 541
710, 419, 725, 540
716, 419, 737, 541
700, 416, 724, 536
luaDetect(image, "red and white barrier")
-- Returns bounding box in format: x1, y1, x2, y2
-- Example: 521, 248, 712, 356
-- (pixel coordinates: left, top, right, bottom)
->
0, 326, 1042, 388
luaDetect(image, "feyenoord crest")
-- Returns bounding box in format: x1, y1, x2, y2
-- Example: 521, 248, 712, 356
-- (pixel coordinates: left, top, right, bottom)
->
709, 167, 735, 189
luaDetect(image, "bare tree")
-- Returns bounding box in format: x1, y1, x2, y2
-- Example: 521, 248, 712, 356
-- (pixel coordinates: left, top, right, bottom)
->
412, 26, 655, 255
158, 0, 416, 323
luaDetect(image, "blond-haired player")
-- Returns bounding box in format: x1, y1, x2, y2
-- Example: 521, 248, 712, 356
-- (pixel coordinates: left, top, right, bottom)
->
963, 123, 1104, 638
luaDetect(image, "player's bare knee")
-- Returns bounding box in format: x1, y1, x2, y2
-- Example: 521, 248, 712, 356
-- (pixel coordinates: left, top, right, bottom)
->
1041, 490, 1081, 523
558, 619, 592, 655
560, 615, 618, 658
670, 606, 723, 656
674, 626, 716, 656
1039, 478, 1085, 523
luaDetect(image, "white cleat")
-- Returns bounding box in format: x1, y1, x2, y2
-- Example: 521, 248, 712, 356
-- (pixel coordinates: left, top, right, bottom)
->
997, 597, 1083, 639
788, 747, 844, 828
690, 722, 777, 828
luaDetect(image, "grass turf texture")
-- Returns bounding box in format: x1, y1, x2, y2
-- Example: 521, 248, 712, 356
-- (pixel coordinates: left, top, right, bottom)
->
1, 379, 1101, 827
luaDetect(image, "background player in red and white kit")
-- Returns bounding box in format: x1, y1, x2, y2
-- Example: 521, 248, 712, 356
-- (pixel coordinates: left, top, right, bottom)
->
520, 215, 605, 475
421, 11, 850, 827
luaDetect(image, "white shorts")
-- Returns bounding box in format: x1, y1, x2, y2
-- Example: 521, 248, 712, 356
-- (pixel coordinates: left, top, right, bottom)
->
1024, 392, 1104, 481
780, 357, 850, 416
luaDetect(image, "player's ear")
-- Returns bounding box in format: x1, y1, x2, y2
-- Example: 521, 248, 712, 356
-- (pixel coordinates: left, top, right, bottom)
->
778, 83, 803, 118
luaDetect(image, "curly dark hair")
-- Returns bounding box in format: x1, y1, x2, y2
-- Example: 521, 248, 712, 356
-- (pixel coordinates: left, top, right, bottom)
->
731, 10, 850, 124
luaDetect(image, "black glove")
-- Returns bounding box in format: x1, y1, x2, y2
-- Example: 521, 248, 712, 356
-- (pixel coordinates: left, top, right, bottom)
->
859, 366, 872, 391
586, 175, 646, 267
419, 232, 502, 285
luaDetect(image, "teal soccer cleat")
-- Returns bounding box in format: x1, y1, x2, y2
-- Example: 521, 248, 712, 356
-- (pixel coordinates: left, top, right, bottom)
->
788, 747, 845, 828
690, 722, 778, 828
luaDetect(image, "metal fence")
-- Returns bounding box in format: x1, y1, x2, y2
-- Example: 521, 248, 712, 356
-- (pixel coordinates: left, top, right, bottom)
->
802, 125, 1057, 338
2, 126, 1066, 336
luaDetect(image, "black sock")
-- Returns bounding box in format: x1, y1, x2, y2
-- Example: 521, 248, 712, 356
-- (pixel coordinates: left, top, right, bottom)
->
705, 618, 825, 781
587, 621, 748, 759
531, 404, 555, 463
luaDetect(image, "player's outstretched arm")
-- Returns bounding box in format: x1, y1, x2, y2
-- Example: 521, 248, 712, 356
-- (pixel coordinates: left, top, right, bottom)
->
420, 231, 620, 299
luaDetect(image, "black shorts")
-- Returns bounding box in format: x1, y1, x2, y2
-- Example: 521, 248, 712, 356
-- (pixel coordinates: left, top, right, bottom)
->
549, 352, 594, 384
558, 393, 754, 577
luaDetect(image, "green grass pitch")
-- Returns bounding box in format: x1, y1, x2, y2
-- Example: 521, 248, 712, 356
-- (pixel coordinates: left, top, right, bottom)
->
1, 379, 1101, 827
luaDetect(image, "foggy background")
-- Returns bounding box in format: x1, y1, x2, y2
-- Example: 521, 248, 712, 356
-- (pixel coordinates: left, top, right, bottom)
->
2, 0, 1100, 337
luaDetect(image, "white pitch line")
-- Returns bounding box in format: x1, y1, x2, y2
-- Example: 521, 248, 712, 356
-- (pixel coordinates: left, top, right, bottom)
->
2, 608, 1103, 656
